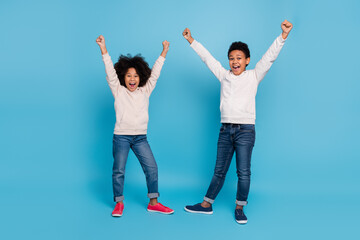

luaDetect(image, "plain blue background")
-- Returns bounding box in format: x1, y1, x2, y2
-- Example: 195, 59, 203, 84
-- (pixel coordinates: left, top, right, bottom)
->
1, 0, 359, 239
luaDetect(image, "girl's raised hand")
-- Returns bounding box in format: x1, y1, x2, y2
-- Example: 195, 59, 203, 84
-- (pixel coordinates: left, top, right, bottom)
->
161, 40, 170, 58
96, 35, 107, 55
96, 35, 105, 47
162, 40, 170, 52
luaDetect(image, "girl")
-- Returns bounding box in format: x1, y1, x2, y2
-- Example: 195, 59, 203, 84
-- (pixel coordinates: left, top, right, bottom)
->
96, 35, 174, 217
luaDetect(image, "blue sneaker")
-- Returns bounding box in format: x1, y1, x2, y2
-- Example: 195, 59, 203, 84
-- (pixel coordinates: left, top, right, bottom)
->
235, 208, 248, 224
184, 203, 213, 214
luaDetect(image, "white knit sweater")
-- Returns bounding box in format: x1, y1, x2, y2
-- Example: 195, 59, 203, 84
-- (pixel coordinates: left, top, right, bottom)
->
102, 53, 165, 135
190, 35, 286, 124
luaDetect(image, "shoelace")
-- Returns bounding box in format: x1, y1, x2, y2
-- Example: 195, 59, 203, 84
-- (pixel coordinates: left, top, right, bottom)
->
236, 209, 244, 216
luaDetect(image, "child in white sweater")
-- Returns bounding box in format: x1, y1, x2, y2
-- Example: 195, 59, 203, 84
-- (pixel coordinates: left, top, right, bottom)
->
183, 20, 293, 224
96, 35, 174, 217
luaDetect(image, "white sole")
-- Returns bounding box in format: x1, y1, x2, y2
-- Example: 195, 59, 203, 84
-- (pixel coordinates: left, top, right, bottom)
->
184, 206, 213, 215
147, 209, 174, 215
236, 220, 247, 224
112, 214, 122, 217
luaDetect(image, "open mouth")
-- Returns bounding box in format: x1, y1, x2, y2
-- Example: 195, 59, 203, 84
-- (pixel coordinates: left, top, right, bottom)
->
129, 83, 136, 88
233, 66, 240, 70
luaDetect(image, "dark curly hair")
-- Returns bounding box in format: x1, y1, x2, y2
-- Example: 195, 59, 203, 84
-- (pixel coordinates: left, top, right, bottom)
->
114, 54, 151, 87
228, 41, 250, 66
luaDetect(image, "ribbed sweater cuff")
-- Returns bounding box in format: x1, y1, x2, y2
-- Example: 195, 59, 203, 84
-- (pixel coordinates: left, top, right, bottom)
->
102, 52, 110, 60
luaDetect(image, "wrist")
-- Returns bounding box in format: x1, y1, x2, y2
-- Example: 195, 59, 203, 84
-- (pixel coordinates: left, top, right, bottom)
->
100, 47, 108, 55
281, 32, 289, 39
188, 37, 194, 44
160, 50, 168, 58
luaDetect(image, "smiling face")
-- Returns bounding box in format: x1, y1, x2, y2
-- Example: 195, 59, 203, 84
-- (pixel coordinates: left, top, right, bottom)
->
228, 50, 250, 76
124, 67, 140, 91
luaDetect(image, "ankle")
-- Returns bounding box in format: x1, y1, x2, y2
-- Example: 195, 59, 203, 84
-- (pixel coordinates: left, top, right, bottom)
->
149, 198, 158, 206
236, 205, 243, 210
201, 201, 211, 208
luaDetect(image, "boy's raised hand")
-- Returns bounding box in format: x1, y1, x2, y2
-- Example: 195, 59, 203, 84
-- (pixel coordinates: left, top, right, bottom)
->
96, 35, 108, 55
281, 20, 293, 39
183, 28, 194, 44
161, 40, 170, 58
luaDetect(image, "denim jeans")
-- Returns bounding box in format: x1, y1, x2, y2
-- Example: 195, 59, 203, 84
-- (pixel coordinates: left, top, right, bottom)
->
112, 134, 159, 202
204, 123, 255, 206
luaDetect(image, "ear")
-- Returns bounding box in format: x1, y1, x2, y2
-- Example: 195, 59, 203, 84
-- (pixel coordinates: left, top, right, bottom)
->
246, 57, 250, 65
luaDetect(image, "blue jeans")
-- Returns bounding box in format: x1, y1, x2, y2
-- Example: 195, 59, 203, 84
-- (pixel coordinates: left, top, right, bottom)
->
204, 123, 255, 206
112, 134, 159, 202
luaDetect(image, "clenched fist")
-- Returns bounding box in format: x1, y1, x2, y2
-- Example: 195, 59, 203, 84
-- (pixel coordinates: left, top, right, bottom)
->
281, 20, 293, 39
160, 40, 170, 58
96, 35, 105, 47
162, 40, 170, 52
96, 35, 107, 54
182, 28, 194, 44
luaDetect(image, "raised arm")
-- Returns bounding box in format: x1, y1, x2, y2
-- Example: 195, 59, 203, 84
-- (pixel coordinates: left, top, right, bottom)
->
254, 20, 293, 83
143, 40, 169, 95
96, 35, 121, 97
183, 28, 226, 82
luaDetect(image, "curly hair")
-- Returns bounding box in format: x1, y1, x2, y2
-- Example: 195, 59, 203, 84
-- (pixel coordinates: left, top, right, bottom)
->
228, 41, 251, 66
114, 54, 151, 87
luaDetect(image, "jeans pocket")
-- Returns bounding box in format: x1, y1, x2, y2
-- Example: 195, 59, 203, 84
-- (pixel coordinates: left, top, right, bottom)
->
220, 125, 226, 133
240, 124, 255, 132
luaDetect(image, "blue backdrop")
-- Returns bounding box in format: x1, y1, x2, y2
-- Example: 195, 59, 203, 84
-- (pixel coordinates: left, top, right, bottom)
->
1, 0, 359, 239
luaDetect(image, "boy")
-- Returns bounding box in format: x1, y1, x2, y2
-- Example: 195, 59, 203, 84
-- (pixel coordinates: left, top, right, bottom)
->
183, 20, 293, 224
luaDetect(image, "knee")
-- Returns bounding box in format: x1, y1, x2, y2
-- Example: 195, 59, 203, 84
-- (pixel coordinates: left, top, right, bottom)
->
112, 167, 125, 178
214, 169, 227, 180
237, 168, 251, 179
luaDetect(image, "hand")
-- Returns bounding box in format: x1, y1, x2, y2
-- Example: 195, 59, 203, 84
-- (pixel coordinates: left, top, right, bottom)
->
183, 28, 194, 44
162, 40, 170, 52
96, 35, 107, 54
161, 40, 170, 58
281, 20, 293, 39
182, 28, 192, 40
96, 35, 106, 48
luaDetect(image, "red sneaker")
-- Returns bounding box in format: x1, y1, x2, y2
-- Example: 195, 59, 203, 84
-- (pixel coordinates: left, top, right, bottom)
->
147, 203, 174, 214
112, 202, 124, 217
